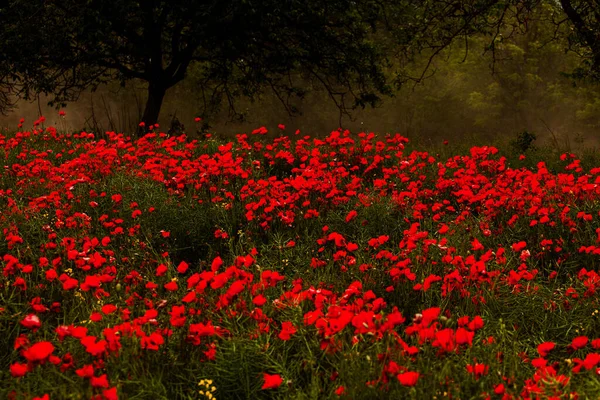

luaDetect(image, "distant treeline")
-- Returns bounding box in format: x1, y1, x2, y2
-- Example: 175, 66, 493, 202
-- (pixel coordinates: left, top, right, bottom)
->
1, 1, 600, 149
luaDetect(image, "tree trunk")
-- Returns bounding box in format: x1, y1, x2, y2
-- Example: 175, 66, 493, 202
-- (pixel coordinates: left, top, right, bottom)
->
140, 83, 167, 133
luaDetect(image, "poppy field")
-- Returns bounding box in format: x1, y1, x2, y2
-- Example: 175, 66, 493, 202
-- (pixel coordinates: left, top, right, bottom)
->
2, 118, 600, 399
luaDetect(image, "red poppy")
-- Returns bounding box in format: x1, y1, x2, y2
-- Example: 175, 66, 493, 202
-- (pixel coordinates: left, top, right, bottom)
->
397, 371, 419, 386
467, 316, 484, 331
156, 264, 168, 276
420, 307, 440, 327
433, 328, 456, 353
583, 353, 600, 370
261, 373, 283, 389
537, 342, 555, 357
90, 312, 103, 322
101, 304, 117, 315
466, 363, 489, 380
531, 357, 547, 368
211, 256, 223, 272
20, 314, 41, 330
182, 291, 197, 303
10, 362, 29, 377
81, 336, 108, 357
91, 374, 110, 388
278, 321, 297, 341
455, 327, 474, 346
511, 241, 527, 252
103, 387, 119, 400
346, 242, 359, 252
45, 269, 58, 281
22, 341, 55, 362
76, 364, 95, 378
177, 261, 189, 274
345, 210, 357, 223
570, 336, 588, 350
253, 294, 267, 306
81, 275, 101, 291
471, 238, 484, 251
494, 384, 505, 395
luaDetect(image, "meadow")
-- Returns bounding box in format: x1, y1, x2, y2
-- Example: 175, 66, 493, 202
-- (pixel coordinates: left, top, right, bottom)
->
1, 117, 600, 399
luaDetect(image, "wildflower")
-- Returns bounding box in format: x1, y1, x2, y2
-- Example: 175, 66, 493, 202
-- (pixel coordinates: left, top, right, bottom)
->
570, 336, 588, 351
76, 364, 94, 378
101, 304, 117, 315
512, 241, 527, 252
211, 256, 223, 272
22, 341, 54, 362
279, 321, 297, 340
537, 342, 556, 357
177, 261, 189, 274
10, 362, 29, 377
397, 371, 419, 386
253, 294, 267, 306
466, 363, 489, 380
20, 314, 41, 330
91, 374, 110, 388
156, 264, 168, 276
90, 312, 103, 322
467, 316, 484, 331
261, 373, 283, 389
494, 384, 505, 395
471, 238, 484, 251
345, 210, 358, 223
141, 332, 165, 351
583, 353, 600, 370
103, 387, 119, 400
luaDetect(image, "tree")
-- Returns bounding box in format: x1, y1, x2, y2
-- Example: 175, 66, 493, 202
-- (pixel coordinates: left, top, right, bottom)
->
555, 0, 600, 79
5, 0, 594, 132
1, 0, 395, 128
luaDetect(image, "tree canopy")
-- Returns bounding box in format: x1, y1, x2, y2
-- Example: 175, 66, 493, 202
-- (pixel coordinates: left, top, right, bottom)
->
1, 0, 392, 127
2, 0, 600, 132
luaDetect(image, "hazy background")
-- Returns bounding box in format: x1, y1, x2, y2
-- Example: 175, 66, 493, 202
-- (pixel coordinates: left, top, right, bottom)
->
2, 27, 600, 150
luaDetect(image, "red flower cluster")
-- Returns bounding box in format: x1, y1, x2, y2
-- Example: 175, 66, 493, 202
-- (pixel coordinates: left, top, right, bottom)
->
2, 124, 600, 398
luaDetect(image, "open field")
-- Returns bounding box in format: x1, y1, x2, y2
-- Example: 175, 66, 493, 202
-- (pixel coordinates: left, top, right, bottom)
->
1, 121, 600, 399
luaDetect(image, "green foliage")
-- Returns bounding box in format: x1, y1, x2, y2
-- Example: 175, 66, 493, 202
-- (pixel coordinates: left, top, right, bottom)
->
10, 0, 600, 136
1, 0, 396, 126
3, 129, 600, 399
510, 130, 537, 153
